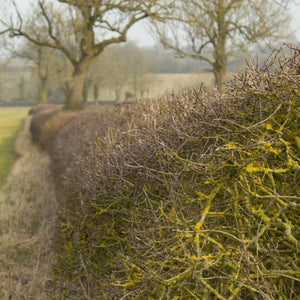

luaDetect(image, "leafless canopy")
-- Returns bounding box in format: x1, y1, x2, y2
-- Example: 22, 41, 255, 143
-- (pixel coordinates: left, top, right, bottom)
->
0, 0, 175, 108
153, 0, 291, 89
1, 0, 173, 65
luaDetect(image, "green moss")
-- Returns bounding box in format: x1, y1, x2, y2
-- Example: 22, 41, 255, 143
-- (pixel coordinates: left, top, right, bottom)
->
49, 46, 300, 299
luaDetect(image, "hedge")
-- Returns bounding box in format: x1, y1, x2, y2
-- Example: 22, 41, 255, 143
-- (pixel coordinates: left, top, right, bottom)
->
42, 45, 300, 299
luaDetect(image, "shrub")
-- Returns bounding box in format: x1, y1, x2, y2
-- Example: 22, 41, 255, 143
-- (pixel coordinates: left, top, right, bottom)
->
39, 111, 77, 150
49, 45, 300, 299
29, 106, 60, 143
28, 103, 59, 115
50, 105, 131, 181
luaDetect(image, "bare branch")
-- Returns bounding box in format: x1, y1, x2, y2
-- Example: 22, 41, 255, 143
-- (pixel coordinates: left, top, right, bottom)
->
153, 0, 291, 89
0, 0, 175, 108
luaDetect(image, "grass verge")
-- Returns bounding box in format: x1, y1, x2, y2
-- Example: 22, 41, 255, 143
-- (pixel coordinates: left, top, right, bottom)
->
0, 115, 57, 299
0, 107, 29, 185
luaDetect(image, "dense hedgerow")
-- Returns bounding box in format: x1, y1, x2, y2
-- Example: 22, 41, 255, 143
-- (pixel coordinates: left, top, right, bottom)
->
29, 105, 61, 144
28, 103, 59, 116
50, 104, 138, 185
47, 45, 299, 299
39, 111, 77, 150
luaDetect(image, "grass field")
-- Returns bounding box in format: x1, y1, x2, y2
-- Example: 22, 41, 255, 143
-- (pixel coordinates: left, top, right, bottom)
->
0, 107, 29, 185
93, 72, 233, 102
0, 114, 56, 299
94, 73, 216, 102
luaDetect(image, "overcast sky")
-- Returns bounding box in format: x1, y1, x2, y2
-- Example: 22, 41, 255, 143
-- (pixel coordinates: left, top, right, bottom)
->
288, 1, 300, 41
128, 1, 300, 47
8, 0, 300, 48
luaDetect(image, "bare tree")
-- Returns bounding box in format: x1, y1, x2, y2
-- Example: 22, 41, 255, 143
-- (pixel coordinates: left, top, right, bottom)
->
4, 38, 74, 104
153, 0, 291, 90
103, 45, 130, 102
125, 43, 151, 97
88, 43, 153, 102
36, 47, 50, 103
0, 0, 173, 109
9, 43, 52, 103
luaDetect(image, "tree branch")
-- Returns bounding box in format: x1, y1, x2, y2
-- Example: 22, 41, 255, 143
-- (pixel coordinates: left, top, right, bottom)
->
94, 12, 149, 55
38, 1, 77, 65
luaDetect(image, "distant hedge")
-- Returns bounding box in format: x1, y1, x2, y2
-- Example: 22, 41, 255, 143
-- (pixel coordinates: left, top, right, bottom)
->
32, 46, 300, 299
29, 106, 61, 144
49, 105, 135, 183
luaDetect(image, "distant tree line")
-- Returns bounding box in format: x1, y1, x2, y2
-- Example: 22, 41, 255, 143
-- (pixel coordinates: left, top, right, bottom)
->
0, 0, 292, 108
0, 43, 211, 105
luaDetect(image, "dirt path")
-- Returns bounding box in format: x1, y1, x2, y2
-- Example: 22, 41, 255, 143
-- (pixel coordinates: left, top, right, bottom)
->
0, 115, 56, 299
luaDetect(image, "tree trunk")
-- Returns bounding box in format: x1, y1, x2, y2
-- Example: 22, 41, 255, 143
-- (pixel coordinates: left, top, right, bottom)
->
66, 55, 94, 110
39, 75, 47, 104
213, 0, 227, 91
18, 77, 25, 100
93, 84, 99, 104
115, 88, 121, 102
213, 62, 226, 91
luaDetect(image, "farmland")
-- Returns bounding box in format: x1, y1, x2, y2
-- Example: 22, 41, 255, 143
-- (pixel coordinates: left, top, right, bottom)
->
0, 56, 232, 105
0, 107, 29, 185
0, 65, 217, 104
91, 72, 218, 101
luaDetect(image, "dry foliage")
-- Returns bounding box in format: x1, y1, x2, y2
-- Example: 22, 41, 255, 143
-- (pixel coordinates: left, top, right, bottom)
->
46, 45, 300, 299
0, 115, 57, 299
39, 111, 77, 150
28, 103, 59, 116
29, 106, 61, 144
50, 104, 138, 183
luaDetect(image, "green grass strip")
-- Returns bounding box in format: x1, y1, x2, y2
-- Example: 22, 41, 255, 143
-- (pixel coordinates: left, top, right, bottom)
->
0, 107, 29, 185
